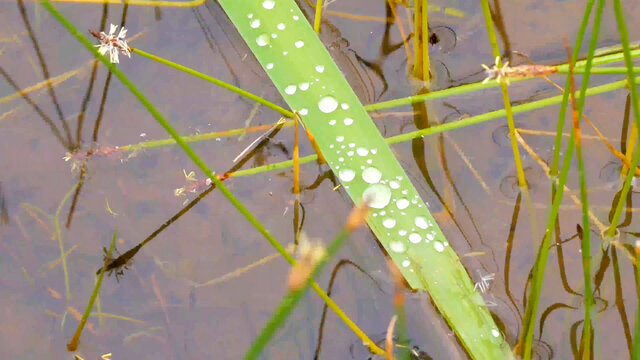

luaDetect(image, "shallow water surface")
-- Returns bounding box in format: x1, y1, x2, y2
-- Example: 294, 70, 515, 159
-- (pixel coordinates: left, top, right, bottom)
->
1, 0, 640, 359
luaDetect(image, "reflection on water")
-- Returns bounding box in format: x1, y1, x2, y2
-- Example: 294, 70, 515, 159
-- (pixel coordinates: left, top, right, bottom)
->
0, 0, 640, 359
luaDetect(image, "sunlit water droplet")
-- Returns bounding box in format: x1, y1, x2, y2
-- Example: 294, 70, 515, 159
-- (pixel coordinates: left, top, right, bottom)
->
382, 218, 396, 229
415, 216, 429, 229
299, 82, 309, 91
434, 241, 445, 252
250, 19, 261, 28
248, 13, 253, 18
344, 118, 353, 126
315, 65, 325, 73
336, 135, 344, 142
341, 103, 350, 110
389, 181, 400, 189
389, 241, 406, 253
262, 0, 275, 9
266, 63, 274, 70
293, 15, 299, 20
295, 40, 305, 48
318, 96, 338, 113
409, 233, 422, 244
362, 167, 382, 184
256, 34, 269, 47
338, 168, 355, 182
401, 259, 411, 267
396, 198, 409, 209
299, 108, 308, 115
284, 85, 296, 95
491, 329, 500, 338
356, 147, 368, 156
363, 184, 391, 209
277, 23, 285, 30
328, 119, 336, 125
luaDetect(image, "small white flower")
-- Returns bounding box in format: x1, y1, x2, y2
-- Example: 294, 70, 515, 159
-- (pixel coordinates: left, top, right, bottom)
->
90, 24, 131, 64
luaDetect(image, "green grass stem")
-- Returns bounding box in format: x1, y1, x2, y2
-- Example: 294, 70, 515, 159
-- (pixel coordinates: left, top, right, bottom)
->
549, 0, 594, 177
55, 183, 79, 302
313, 0, 323, 33
130, 47, 294, 118
412, 0, 430, 82
67, 230, 116, 351
480, 0, 526, 188
605, 0, 640, 238
633, 244, 640, 359
103, 66, 638, 158
566, 46, 593, 360
244, 209, 362, 359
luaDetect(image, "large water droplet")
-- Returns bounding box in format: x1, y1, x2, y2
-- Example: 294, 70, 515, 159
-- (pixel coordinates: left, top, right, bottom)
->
362, 167, 382, 184
295, 40, 305, 48
262, 0, 275, 9
256, 34, 269, 47
389, 241, 406, 253
434, 241, 445, 252
338, 168, 355, 182
344, 118, 354, 126
382, 218, 396, 229
415, 216, 429, 229
318, 96, 338, 113
356, 147, 368, 156
284, 85, 296, 95
363, 184, 391, 209
409, 233, 422, 244
396, 198, 410, 210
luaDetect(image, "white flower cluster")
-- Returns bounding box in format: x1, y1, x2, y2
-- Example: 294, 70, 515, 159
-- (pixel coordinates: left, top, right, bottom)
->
90, 24, 131, 64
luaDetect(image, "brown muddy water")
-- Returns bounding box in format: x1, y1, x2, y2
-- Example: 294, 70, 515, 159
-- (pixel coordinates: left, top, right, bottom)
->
1, 0, 640, 359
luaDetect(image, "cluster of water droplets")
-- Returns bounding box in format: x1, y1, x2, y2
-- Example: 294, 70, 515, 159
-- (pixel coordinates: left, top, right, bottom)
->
247, 0, 452, 273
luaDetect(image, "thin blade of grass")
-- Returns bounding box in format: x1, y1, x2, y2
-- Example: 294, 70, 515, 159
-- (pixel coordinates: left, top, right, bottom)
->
244, 205, 367, 359
565, 40, 593, 359
479, 0, 526, 187
67, 230, 116, 351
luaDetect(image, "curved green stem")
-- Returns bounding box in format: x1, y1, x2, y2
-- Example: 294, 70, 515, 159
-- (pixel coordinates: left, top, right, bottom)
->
131, 47, 294, 118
